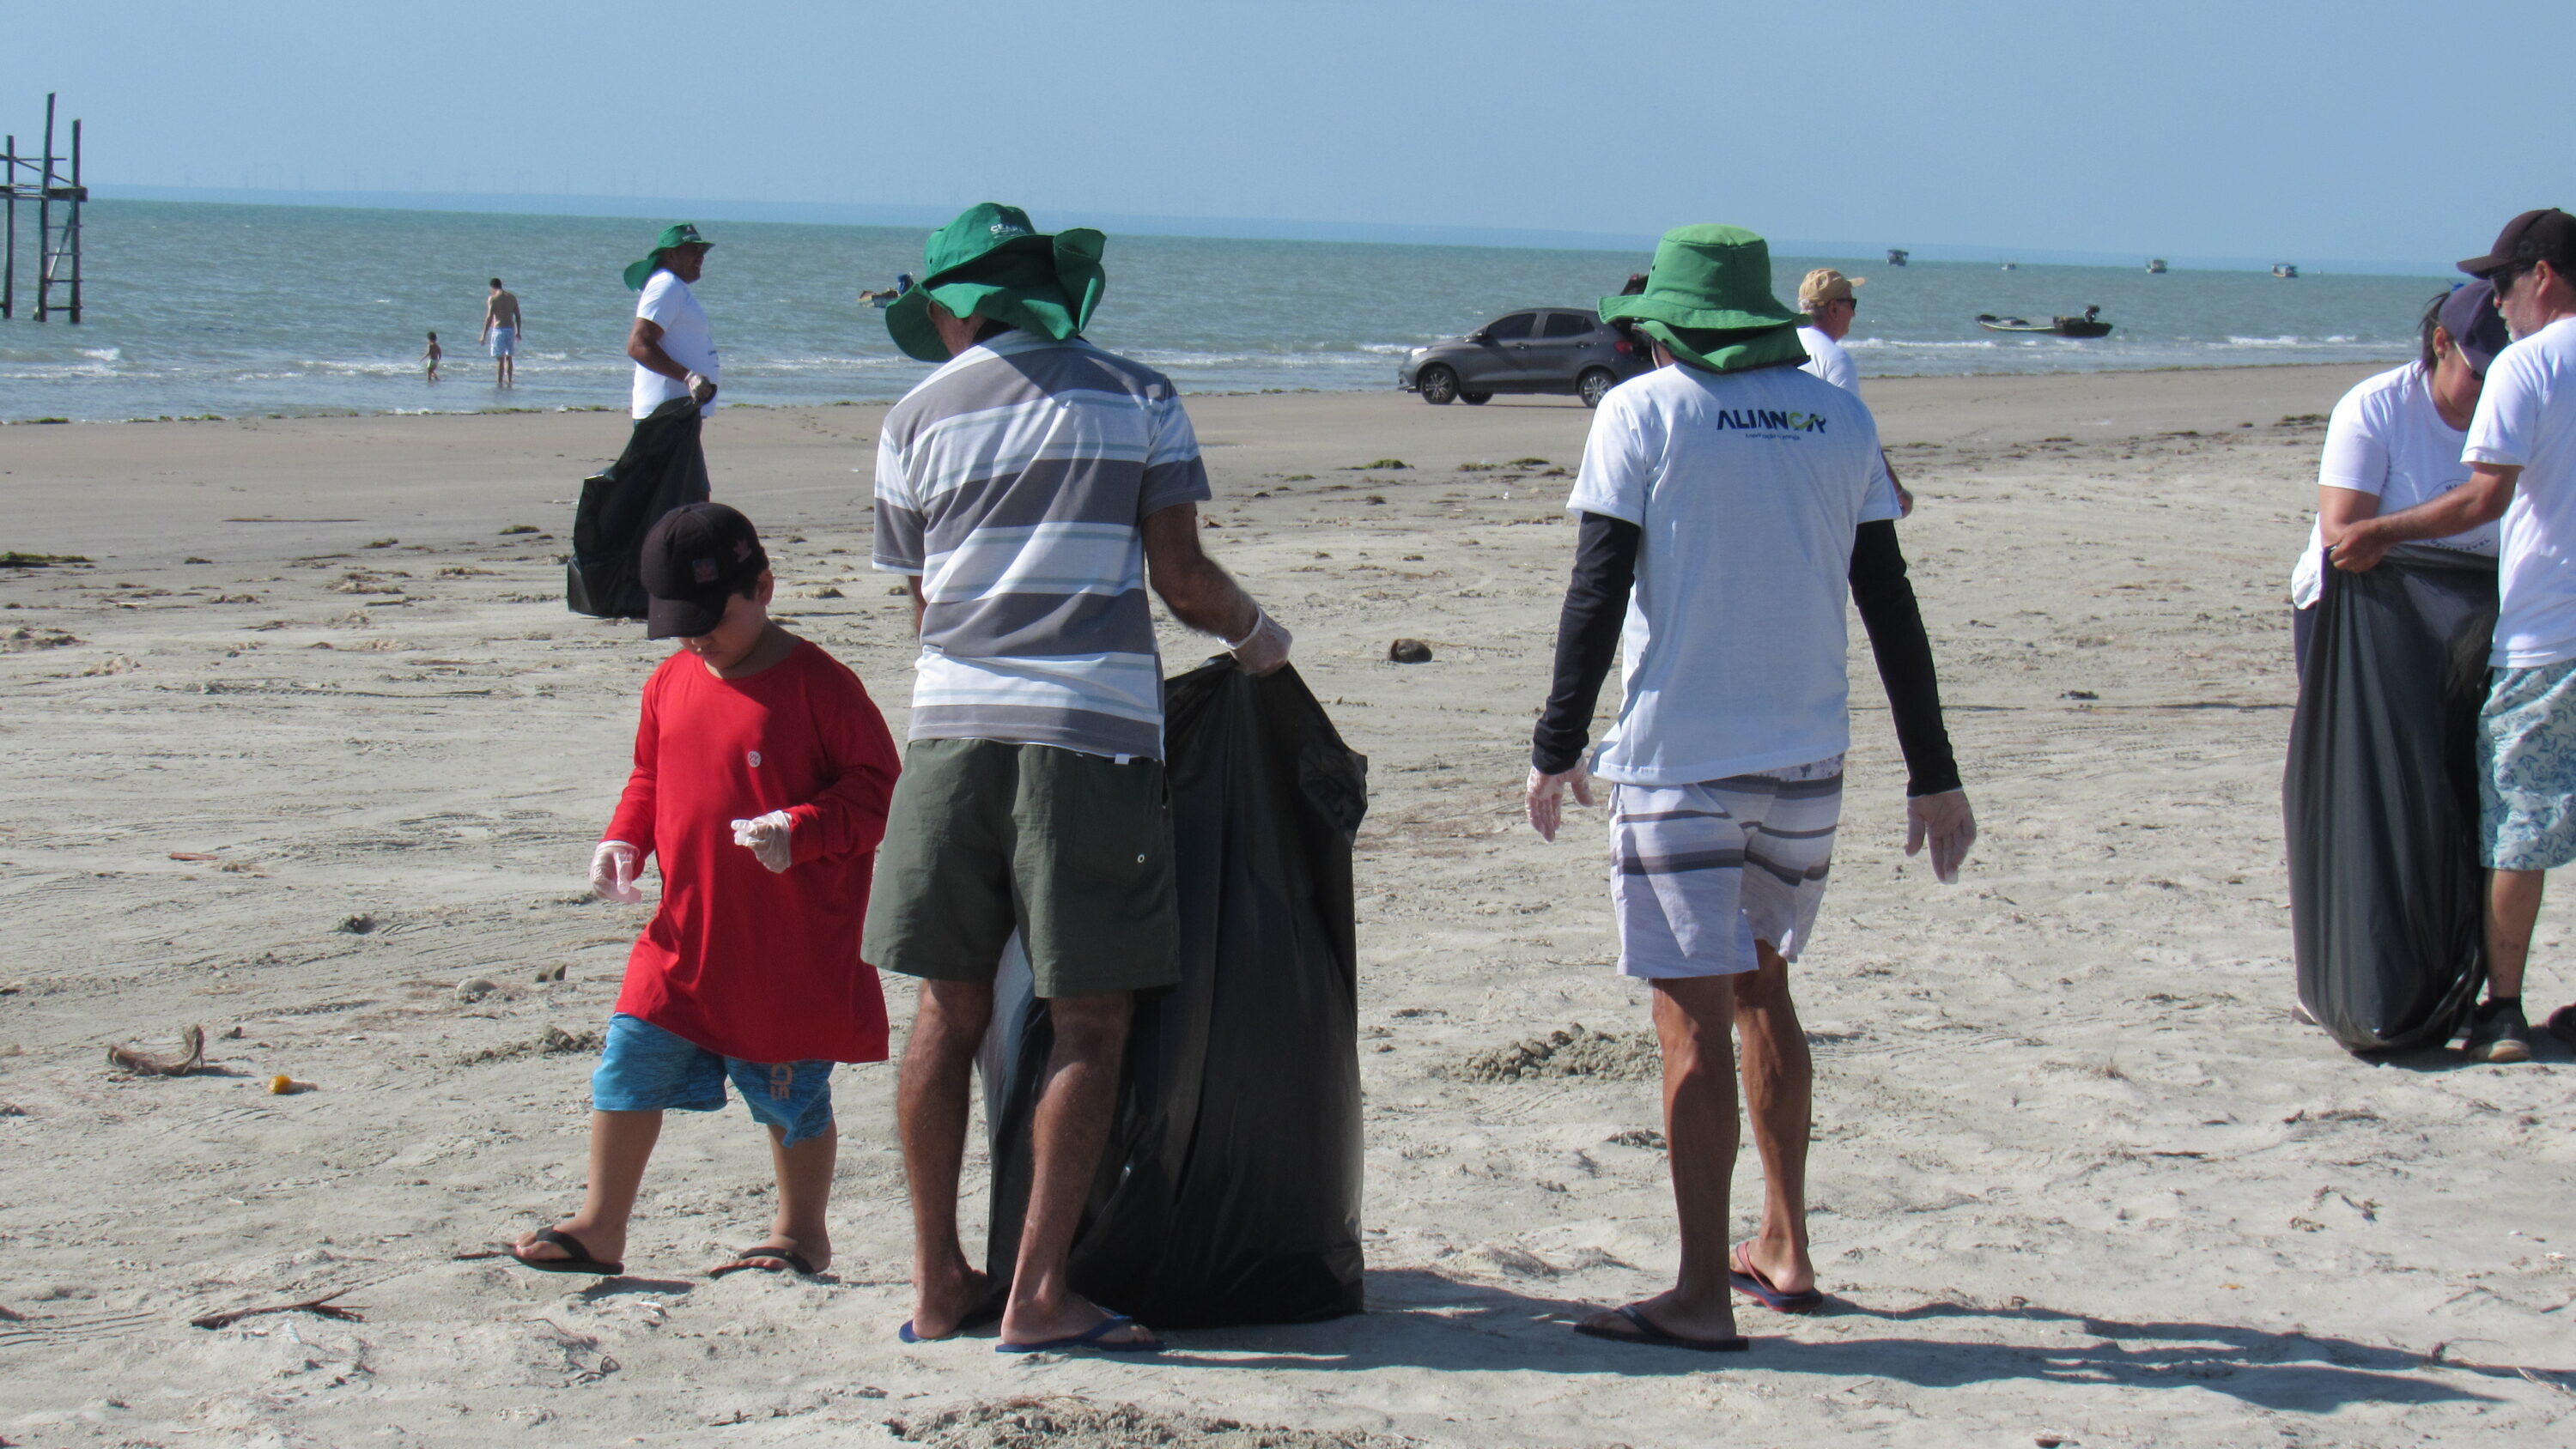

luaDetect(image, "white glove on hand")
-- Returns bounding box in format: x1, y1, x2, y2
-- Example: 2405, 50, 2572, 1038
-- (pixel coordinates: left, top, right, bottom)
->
590, 840, 644, 904
1228, 610, 1292, 676
1904, 790, 1978, 884
730, 810, 794, 873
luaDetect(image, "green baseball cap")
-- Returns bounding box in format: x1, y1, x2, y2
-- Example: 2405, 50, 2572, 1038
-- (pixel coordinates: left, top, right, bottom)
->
885, 203, 1106, 363
1600, 225, 1808, 374
623, 223, 713, 291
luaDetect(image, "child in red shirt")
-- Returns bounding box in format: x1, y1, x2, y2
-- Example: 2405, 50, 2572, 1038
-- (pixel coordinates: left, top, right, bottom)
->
510, 502, 900, 1280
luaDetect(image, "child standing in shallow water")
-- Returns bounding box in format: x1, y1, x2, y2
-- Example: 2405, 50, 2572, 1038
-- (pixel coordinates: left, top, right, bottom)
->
422, 331, 442, 382
508, 502, 901, 1279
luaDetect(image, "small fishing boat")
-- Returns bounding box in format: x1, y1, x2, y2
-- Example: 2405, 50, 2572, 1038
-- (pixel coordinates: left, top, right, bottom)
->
1976, 308, 2114, 338
1886, 248, 1910, 267
2272, 263, 2300, 279
2147, 258, 2167, 274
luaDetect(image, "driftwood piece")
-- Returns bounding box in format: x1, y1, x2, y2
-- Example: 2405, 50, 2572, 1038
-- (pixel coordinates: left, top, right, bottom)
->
189, 1288, 364, 1330
106, 1024, 206, 1076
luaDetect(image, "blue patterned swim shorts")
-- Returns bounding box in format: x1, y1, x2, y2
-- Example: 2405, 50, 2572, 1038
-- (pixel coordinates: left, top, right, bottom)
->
2480, 658, 2576, 872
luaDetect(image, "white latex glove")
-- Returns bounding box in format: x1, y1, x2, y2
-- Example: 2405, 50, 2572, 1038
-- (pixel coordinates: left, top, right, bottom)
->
1227, 609, 1292, 676
1526, 766, 1596, 843
590, 840, 644, 903
730, 809, 794, 873
1905, 790, 1978, 884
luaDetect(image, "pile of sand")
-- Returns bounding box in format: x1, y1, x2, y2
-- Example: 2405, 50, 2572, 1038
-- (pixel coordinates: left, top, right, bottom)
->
1447, 1024, 1660, 1082
889, 1397, 1418, 1449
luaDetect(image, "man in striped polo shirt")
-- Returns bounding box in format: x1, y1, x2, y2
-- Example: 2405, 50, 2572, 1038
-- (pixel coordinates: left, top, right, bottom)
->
864, 204, 1290, 1354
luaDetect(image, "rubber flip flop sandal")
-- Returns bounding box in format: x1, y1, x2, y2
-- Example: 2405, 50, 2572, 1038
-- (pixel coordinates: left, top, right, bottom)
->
508, 1228, 624, 1277
708, 1246, 817, 1278
1572, 1303, 1749, 1354
1729, 1245, 1826, 1312
896, 1297, 1005, 1344
994, 1313, 1166, 1355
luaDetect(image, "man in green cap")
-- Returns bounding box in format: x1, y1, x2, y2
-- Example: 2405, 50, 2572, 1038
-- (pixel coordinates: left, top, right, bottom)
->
624, 224, 718, 420
864, 203, 1290, 1354
567, 225, 720, 619
1523, 224, 1978, 1352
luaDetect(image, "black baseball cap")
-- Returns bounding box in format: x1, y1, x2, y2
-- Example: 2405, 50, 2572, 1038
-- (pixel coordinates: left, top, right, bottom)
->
639, 502, 768, 639
2439, 279, 2512, 375
2458, 209, 2576, 278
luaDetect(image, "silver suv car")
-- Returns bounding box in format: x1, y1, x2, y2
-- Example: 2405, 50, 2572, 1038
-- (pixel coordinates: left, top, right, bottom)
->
1396, 307, 1652, 408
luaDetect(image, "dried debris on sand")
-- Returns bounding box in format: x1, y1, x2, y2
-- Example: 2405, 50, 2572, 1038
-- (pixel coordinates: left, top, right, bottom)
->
888, 1397, 1417, 1449
106, 1023, 208, 1076
454, 1025, 601, 1066
1447, 1024, 1660, 1082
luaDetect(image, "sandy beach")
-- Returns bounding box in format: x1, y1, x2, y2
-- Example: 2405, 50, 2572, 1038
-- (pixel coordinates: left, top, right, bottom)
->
3, 365, 2572, 1447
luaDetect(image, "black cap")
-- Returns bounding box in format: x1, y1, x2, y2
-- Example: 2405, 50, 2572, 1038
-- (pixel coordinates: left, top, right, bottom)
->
2458, 209, 2576, 277
2439, 280, 2513, 375
639, 502, 768, 639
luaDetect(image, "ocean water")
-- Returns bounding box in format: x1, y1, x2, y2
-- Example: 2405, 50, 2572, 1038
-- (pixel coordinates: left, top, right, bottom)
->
0, 201, 2451, 423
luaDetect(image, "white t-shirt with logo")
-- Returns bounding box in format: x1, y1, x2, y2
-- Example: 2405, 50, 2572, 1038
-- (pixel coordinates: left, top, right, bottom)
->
1567, 361, 1904, 785
2287, 362, 2494, 609
1797, 325, 1858, 394
2468, 316, 2576, 667
631, 270, 719, 419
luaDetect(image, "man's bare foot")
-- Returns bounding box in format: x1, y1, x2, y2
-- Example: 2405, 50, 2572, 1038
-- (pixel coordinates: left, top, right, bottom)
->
1576, 1287, 1738, 1344
905, 1265, 997, 1341
709, 1235, 829, 1276
999, 1291, 1159, 1349
1734, 1238, 1814, 1296
509, 1216, 626, 1270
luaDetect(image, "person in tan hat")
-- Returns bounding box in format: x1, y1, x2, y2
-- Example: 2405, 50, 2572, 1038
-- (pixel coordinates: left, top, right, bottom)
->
1798, 266, 1912, 516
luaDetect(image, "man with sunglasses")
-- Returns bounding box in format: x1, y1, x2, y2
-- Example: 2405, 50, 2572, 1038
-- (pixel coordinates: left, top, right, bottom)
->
2336, 208, 2576, 1062
1798, 268, 1912, 517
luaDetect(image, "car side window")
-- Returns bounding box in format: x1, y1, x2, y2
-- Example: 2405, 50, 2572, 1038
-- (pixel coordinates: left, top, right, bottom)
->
1484, 312, 1535, 341
1541, 312, 1595, 339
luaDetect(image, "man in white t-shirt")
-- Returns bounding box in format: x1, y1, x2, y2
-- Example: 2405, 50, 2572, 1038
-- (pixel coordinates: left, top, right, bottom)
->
1797, 267, 1911, 516
2336, 208, 2576, 1062
623, 223, 720, 419
1526, 226, 1977, 1353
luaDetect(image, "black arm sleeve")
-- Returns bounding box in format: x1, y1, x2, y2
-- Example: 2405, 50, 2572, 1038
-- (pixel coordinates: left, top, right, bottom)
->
1531, 512, 1641, 774
1849, 518, 1963, 797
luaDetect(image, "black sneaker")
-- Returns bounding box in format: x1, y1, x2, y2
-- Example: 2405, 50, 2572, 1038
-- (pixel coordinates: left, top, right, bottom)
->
2464, 999, 2533, 1064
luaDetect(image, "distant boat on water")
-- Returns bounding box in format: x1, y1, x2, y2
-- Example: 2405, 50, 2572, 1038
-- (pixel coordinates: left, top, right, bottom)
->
2147, 258, 2168, 274
1886, 248, 1910, 267
2272, 263, 2300, 279
1977, 307, 2113, 338
2001, 262, 2019, 271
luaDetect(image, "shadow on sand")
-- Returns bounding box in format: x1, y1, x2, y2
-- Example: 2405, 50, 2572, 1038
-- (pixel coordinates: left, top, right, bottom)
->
1156, 1269, 2543, 1414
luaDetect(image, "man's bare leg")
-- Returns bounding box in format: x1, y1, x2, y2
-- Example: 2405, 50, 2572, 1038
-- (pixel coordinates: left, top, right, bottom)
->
2488, 869, 2545, 1000
1579, 973, 1741, 1341
998, 991, 1157, 1346
1733, 938, 1814, 1294
897, 979, 994, 1337
511, 1108, 660, 1266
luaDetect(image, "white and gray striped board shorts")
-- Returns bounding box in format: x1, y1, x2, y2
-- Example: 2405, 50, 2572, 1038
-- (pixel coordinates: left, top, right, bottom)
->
1607, 755, 1844, 979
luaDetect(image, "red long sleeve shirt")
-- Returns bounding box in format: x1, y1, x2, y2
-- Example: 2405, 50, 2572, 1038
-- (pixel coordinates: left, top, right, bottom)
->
605, 639, 899, 1064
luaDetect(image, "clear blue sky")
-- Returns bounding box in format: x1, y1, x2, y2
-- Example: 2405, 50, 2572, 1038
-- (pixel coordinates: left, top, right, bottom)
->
21, 0, 2569, 267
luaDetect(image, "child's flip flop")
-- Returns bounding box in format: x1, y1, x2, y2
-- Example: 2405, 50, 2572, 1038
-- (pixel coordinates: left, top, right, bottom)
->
507, 1228, 624, 1277
708, 1246, 817, 1278
1728, 1244, 1826, 1312
994, 1313, 1166, 1355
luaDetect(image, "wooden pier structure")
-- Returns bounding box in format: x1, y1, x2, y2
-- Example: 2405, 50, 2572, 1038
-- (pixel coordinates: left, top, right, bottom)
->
3, 93, 87, 322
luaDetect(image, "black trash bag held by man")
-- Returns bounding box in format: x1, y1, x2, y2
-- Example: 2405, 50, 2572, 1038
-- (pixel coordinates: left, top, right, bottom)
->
566, 397, 712, 619
2285, 543, 2497, 1052
981, 659, 1368, 1327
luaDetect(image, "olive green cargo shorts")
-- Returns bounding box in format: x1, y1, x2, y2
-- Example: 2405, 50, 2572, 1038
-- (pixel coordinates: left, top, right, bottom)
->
861, 738, 1180, 999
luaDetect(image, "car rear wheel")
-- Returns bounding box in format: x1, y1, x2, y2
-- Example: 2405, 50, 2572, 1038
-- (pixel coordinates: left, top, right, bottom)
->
1418, 366, 1459, 404
1577, 368, 1617, 409
1461, 391, 1492, 405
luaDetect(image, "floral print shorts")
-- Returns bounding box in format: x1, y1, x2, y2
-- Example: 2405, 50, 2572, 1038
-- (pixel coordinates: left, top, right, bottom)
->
2480, 658, 2576, 872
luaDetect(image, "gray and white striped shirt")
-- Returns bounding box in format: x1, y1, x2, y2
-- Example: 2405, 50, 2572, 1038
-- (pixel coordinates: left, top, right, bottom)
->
873, 330, 1211, 759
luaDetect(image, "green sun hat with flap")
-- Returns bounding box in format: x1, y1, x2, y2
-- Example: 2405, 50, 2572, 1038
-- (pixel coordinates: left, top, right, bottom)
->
885, 203, 1107, 363
623, 223, 713, 291
1599, 224, 1808, 375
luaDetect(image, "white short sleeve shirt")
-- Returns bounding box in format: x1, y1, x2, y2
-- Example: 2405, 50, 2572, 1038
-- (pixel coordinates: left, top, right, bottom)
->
1567, 361, 1900, 785
1797, 325, 1859, 394
2287, 363, 2492, 609
2468, 317, 2576, 667
632, 270, 719, 419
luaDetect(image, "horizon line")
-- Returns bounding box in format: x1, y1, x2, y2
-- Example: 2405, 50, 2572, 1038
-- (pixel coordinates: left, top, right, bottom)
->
91, 185, 2455, 280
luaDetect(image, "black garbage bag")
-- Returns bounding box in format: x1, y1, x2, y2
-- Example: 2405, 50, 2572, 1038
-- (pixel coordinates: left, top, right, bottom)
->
2286, 543, 2497, 1052
566, 397, 711, 619
980, 658, 1368, 1327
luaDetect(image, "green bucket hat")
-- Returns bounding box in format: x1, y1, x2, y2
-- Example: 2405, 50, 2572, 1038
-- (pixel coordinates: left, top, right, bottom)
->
623, 223, 712, 291
1599, 224, 1808, 375
886, 203, 1106, 363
